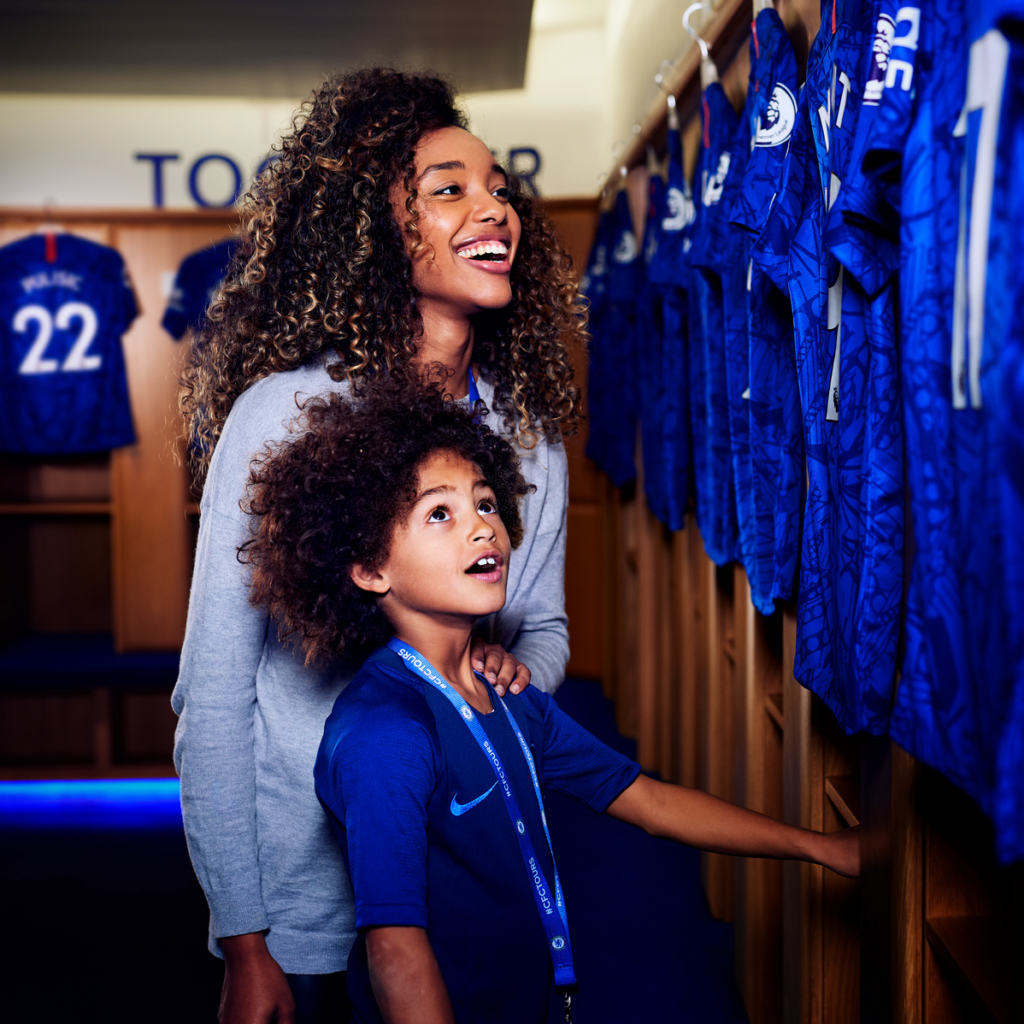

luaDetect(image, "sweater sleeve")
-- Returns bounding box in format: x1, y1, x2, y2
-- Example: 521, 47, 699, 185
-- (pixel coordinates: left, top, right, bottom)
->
499, 439, 571, 695
172, 502, 271, 938
170, 369, 334, 942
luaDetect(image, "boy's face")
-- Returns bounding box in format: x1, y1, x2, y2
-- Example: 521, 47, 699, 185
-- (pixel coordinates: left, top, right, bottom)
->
353, 450, 511, 625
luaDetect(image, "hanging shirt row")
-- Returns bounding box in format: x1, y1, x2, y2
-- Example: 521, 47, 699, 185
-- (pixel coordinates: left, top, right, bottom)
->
583, 0, 1024, 865
0, 233, 237, 455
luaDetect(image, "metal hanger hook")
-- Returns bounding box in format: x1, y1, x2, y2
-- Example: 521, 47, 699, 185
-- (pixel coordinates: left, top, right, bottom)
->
654, 58, 676, 92
683, 3, 712, 62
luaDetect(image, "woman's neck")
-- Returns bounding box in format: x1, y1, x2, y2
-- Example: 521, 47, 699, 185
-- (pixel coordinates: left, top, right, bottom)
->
413, 307, 474, 399
390, 616, 492, 714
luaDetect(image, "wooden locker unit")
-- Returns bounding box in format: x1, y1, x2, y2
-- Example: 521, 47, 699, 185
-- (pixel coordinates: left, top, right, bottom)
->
702, 560, 737, 921
541, 198, 606, 682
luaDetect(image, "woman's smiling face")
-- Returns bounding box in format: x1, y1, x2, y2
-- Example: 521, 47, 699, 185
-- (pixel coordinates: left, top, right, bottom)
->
398, 126, 522, 319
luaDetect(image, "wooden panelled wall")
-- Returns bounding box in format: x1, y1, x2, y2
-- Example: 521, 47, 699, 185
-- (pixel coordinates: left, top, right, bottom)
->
571, 1, 1024, 1019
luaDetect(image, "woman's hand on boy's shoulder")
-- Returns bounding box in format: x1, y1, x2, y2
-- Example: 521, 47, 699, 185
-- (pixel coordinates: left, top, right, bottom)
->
470, 640, 531, 697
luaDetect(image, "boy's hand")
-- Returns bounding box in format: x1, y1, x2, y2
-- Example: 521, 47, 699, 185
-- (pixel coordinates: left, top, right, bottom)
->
470, 640, 531, 697
219, 932, 295, 1024
816, 825, 861, 878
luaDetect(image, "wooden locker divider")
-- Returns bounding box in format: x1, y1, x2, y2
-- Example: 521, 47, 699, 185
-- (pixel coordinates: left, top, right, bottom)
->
702, 560, 736, 920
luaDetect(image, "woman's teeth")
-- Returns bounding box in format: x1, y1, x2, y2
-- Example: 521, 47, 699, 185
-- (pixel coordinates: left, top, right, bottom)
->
467, 556, 499, 574
458, 242, 509, 261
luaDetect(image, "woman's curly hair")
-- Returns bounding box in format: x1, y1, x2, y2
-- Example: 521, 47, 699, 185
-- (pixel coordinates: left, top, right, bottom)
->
241, 378, 532, 666
181, 67, 584, 479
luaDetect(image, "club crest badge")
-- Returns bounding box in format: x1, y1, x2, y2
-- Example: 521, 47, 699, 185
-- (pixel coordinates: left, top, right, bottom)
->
864, 13, 896, 106
613, 230, 638, 264
755, 82, 798, 147
662, 186, 696, 231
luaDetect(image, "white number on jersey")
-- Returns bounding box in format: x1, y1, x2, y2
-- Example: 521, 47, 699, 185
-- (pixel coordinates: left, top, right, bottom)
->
14, 301, 102, 375
952, 29, 1009, 410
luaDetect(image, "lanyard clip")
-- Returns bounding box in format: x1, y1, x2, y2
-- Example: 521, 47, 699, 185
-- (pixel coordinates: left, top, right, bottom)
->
564, 992, 572, 1023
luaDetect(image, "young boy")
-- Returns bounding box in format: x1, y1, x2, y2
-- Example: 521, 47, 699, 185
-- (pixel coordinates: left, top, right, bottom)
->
242, 381, 859, 1024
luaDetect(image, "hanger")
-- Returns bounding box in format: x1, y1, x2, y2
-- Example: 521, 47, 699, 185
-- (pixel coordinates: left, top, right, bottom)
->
35, 200, 66, 237
35, 200, 66, 263
683, 3, 719, 89
654, 58, 681, 131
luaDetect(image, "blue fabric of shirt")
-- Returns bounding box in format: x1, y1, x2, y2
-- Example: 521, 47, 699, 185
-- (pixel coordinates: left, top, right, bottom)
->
315, 647, 641, 1023
647, 127, 697, 530
817, 0, 904, 736
0, 233, 137, 454
582, 209, 614, 479
730, 7, 803, 612
687, 84, 741, 565
991, 18, 1024, 865
586, 193, 641, 486
640, 173, 670, 521
161, 237, 239, 340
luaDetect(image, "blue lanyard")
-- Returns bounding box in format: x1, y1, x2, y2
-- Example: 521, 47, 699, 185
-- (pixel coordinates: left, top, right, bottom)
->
385, 638, 576, 988
468, 366, 480, 407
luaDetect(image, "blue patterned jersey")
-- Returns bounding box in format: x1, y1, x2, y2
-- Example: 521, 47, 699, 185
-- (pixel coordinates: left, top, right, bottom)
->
161, 237, 239, 340
817, 0, 905, 735
588, 192, 641, 486
0, 233, 137, 454
648, 127, 697, 531
987, 20, 1024, 863
582, 209, 614, 478
730, 7, 803, 614
876, 0, 1010, 815
639, 173, 669, 520
752, 0, 901, 735
686, 83, 741, 565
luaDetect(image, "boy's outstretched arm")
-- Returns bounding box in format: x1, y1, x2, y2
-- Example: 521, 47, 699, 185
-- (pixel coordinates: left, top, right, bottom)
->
605, 775, 860, 878
366, 926, 456, 1024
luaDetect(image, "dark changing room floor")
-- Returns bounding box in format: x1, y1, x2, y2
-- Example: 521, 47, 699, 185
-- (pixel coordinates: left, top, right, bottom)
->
0, 677, 748, 1023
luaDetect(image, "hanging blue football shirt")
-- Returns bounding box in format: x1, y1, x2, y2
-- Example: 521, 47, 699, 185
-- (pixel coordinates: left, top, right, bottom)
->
985, 16, 1024, 863
594, 191, 642, 487
753, 0, 902, 735
729, 5, 803, 614
161, 236, 239, 340
648, 126, 697, 531
687, 83, 741, 566
712, 41, 761, 603
870, 0, 1010, 813
639, 172, 669, 521
0, 233, 137, 454
817, 0, 905, 735
582, 209, 615, 478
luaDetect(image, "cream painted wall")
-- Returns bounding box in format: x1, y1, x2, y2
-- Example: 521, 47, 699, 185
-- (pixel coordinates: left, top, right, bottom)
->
0, 0, 703, 206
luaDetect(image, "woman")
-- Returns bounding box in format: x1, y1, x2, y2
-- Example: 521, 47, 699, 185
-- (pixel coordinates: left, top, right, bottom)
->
172, 68, 585, 1024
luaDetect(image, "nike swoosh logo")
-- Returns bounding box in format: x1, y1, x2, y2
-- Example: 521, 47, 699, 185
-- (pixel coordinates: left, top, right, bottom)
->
450, 782, 498, 817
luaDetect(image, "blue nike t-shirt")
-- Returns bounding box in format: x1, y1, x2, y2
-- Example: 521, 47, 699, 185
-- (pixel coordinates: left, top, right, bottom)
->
0, 232, 137, 454
315, 647, 641, 1023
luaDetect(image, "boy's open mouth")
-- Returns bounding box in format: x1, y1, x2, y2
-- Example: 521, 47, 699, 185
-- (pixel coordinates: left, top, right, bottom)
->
465, 555, 500, 575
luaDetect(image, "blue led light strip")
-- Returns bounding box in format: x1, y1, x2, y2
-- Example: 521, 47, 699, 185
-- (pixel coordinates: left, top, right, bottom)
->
0, 778, 182, 829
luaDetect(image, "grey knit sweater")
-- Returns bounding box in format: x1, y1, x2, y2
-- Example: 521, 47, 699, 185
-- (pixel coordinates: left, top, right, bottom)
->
171, 359, 569, 972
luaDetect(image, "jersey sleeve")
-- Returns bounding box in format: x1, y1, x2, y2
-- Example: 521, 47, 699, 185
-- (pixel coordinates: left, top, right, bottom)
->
523, 689, 641, 811
316, 683, 441, 931
117, 259, 139, 331
161, 253, 199, 340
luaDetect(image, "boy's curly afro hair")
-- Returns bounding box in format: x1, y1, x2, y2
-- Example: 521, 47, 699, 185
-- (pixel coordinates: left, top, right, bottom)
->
241, 378, 531, 666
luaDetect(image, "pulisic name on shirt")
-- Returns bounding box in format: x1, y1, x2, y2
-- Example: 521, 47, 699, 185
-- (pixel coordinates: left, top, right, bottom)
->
20, 270, 83, 294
